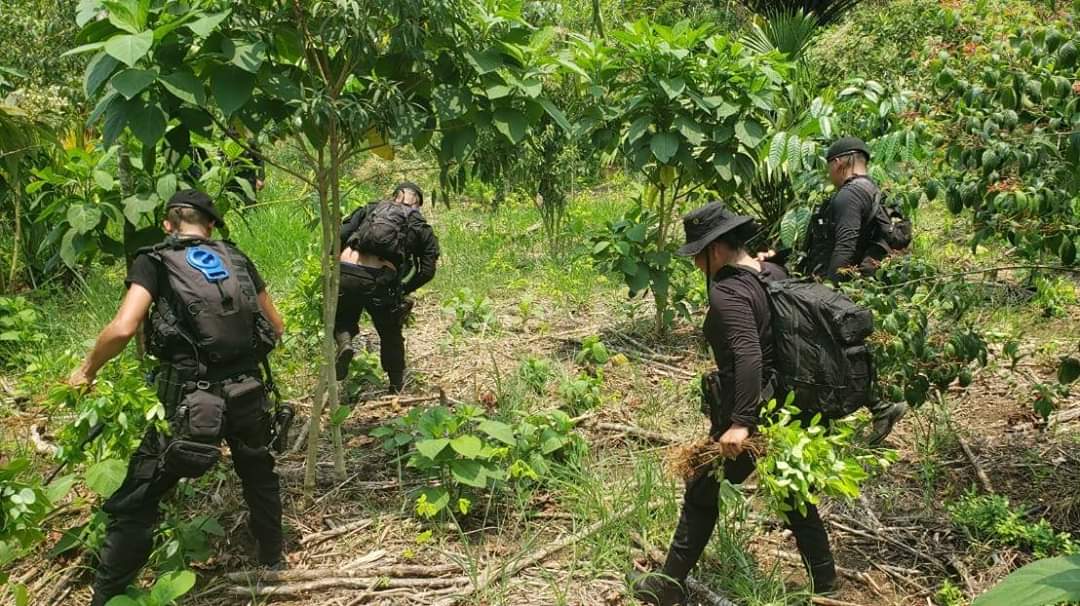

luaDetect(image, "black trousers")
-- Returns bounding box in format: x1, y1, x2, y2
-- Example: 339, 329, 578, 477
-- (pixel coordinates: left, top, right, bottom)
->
335, 263, 405, 384
91, 392, 282, 606
661, 419, 835, 589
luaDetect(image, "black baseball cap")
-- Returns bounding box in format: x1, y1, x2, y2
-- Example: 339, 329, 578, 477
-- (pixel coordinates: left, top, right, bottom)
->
166, 189, 226, 228
826, 136, 871, 162
676, 202, 756, 257
393, 181, 424, 206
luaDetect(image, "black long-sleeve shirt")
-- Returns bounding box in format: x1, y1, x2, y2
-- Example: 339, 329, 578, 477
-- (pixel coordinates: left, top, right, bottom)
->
340, 202, 440, 295
802, 175, 879, 281
703, 262, 787, 429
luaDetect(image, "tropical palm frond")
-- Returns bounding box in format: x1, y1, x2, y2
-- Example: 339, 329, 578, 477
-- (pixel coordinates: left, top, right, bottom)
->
738, 0, 865, 25
742, 9, 821, 60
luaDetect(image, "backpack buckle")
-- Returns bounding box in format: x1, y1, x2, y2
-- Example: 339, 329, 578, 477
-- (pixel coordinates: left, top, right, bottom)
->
196, 380, 211, 390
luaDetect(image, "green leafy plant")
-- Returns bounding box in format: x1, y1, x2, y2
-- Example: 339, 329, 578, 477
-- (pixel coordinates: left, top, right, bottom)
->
950, 493, 1078, 558
558, 371, 603, 414
516, 357, 554, 395
749, 395, 896, 520
0, 459, 74, 572
935, 579, 967, 606
443, 288, 498, 335
0, 296, 46, 368
104, 570, 196, 606
574, 335, 611, 367
152, 514, 225, 572
973, 554, 1080, 606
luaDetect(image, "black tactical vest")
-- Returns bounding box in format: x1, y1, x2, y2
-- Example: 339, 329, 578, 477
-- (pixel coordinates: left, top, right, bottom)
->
142, 237, 275, 377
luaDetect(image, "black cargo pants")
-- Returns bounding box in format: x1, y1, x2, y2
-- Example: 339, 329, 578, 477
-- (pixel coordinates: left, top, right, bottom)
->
661, 416, 836, 590
90, 385, 282, 606
335, 263, 406, 387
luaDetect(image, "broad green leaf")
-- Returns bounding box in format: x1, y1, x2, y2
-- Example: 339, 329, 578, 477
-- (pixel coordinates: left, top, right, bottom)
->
973, 555, 1080, 606
477, 420, 515, 446
492, 108, 527, 144
211, 66, 255, 117
627, 116, 651, 144
540, 428, 565, 454
713, 150, 733, 181
45, 474, 76, 504
450, 434, 483, 458
85, 458, 127, 497
110, 68, 156, 100
104, 0, 149, 34
67, 205, 102, 234
62, 41, 107, 58
102, 96, 130, 147
122, 192, 159, 225
432, 85, 471, 122
104, 597, 140, 606
735, 120, 765, 148
768, 131, 787, 171
229, 40, 267, 73
415, 438, 450, 460
519, 78, 542, 98
659, 77, 686, 99
673, 115, 704, 146
156, 174, 177, 202
160, 70, 206, 105
779, 206, 811, 248
84, 52, 120, 98
465, 49, 503, 74
626, 223, 647, 243
186, 11, 230, 37
1059, 357, 1080, 384
128, 101, 166, 147
104, 31, 153, 67
149, 570, 196, 604
537, 97, 571, 132
650, 132, 679, 164
450, 459, 487, 488
330, 405, 350, 426
60, 229, 78, 268
12, 583, 27, 606
417, 487, 449, 514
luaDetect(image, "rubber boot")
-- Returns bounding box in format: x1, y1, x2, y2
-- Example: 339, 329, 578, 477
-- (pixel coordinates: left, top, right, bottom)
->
808, 558, 838, 595
868, 401, 908, 445
334, 331, 354, 381
626, 570, 686, 605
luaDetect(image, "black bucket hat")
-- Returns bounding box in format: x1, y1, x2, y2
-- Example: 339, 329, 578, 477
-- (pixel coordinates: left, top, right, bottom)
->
676, 202, 755, 257
393, 181, 424, 206
826, 136, 871, 162
166, 190, 226, 228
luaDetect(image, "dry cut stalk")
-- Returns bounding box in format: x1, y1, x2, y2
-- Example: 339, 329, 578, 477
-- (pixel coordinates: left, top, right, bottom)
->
299, 518, 372, 546
956, 434, 995, 493
227, 575, 470, 597
667, 436, 765, 481
594, 422, 674, 445
226, 563, 462, 583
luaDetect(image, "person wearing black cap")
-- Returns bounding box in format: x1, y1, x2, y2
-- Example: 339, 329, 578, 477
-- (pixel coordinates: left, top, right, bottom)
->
627, 203, 837, 605
799, 136, 889, 281
69, 190, 287, 605
335, 182, 440, 392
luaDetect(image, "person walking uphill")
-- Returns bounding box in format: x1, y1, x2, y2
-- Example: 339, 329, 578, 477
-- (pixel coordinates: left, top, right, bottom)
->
628, 203, 837, 605
336, 181, 440, 392
68, 190, 286, 606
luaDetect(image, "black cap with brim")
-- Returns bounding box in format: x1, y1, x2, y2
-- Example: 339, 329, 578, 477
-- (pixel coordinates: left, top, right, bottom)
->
675, 203, 755, 257
826, 136, 871, 162
394, 181, 424, 206
166, 189, 226, 228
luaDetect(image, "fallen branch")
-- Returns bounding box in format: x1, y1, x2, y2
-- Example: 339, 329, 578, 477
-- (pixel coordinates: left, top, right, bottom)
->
811, 597, 872, 606
226, 563, 462, 583
227, 575, 470, 597
828, 517, 947, 571
299, 518, 373, 547
594, 422, 674, 445
362, 392, 447, 407
946, 552, 977, 596
630, 531, 736, 606
956, 435, 995, 494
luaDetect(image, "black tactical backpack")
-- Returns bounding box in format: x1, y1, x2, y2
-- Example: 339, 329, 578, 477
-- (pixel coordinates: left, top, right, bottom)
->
850, 177, 912, 252
346, 201, 414, 262
144, 238, 276, 374
752, 274, 876, 419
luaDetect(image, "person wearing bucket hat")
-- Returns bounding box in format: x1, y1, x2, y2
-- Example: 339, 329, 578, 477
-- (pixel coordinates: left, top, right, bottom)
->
70, 189, 288, 605
627, 203, 837, 605
335, 182, 440, 392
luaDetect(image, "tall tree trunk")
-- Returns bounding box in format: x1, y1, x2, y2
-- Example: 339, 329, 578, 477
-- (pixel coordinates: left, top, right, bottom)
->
304, 150, 333, 498
327, 118, 346, 481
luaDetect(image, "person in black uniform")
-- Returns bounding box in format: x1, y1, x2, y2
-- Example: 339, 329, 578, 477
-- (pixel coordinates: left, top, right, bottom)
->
68, 191, 286, 606
628, 203, 837, 605
335, 181, 440, 392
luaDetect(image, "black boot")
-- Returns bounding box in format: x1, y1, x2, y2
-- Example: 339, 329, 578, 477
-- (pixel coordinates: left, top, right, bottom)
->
334, 331, 354, 381
808, 557, 838, 595
387, 370, 404, 394
626, 570, 686, 605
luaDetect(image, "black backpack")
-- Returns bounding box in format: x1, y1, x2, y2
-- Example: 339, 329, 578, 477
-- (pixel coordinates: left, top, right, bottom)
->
144, 238, 276, 375
753, 274, 876, 419
851, 177, 912, 252
346, 201, 415, 262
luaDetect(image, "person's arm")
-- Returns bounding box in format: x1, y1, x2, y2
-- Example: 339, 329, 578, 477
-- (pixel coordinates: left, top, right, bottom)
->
402, 218, 440, 295
68, 285, 153, 387
825, 190, 863, 281
258, 290, 284, 340
713, 287, 764, 429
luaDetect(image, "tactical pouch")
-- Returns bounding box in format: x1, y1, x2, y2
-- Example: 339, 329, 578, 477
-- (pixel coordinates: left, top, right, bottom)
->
162, 439, 220, 478
179, 389, 226, 442
223, 376, 266, 433
700, 371, 724, 420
